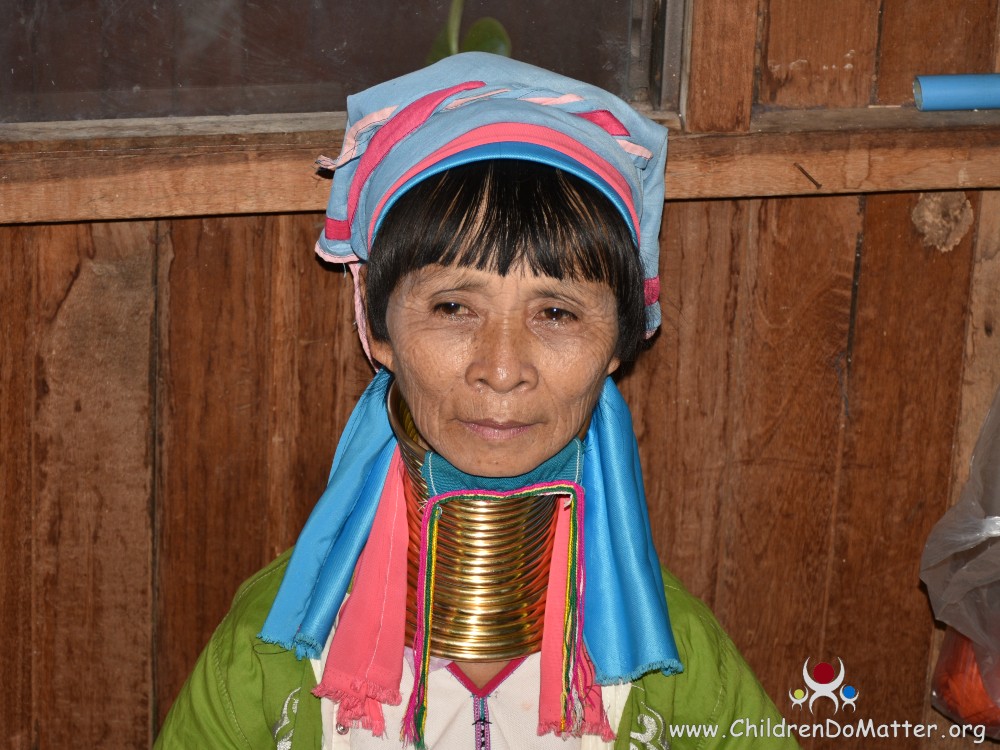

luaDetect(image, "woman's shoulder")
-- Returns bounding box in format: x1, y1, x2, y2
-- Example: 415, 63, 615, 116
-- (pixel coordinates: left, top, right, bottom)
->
613, 566, 801, 749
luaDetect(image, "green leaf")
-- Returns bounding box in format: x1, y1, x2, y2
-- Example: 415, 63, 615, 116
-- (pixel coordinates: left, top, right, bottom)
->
460, 17, 512, 57
426, 27, 452, 64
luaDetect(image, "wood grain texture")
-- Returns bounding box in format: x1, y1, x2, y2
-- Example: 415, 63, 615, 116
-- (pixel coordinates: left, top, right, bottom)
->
153, 213, 370, 727
877, 0, 998, 105
0, 226, 36, 750
32, 222, 156, 747
758, 0, 879, 107
3, 111, 1000, 223
821, 193, 976, 748
624, 200, 749, 601
684, 0, 760, 132
713, 197, 861, 710
668, 120, 1000, 199
948, 192, 1000, 502
155, 216, 274, 725
260, 214, 373, 559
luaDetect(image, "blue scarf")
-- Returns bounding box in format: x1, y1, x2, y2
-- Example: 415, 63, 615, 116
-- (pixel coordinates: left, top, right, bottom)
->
259, 369, 682, 684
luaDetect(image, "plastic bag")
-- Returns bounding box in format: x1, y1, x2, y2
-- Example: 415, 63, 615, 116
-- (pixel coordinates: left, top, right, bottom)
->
921, 382, 1000, 735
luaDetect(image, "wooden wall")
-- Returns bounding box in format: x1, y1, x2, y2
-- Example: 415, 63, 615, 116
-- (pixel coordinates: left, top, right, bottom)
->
2, 2, 999, 748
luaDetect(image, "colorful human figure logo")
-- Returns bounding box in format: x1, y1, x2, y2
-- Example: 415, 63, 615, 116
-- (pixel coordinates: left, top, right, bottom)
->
788, 658, 859, 714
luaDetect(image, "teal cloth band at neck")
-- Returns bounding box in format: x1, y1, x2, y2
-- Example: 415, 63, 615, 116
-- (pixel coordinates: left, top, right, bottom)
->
422, 438, 583, 496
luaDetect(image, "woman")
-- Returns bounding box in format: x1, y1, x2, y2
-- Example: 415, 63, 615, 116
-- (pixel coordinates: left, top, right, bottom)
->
157, 53, 798, 749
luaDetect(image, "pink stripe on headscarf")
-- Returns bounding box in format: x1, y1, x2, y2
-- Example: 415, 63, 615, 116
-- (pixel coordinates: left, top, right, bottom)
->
574, 109, 630, 137
521, 94, 584, 106
334, 105, 399, 167
615, 138, 653, 160
324, 217, 351, 241
444, 88, 510, 109
367, 122, 640, 247
345, 81, 485, 235
643, 276, 660, 306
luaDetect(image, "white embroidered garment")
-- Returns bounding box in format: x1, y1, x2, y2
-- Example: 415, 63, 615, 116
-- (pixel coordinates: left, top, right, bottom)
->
312, 649, 629, 750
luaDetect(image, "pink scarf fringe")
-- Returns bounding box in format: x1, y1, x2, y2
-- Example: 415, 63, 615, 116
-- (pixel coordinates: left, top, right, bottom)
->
313, 451, 407, 736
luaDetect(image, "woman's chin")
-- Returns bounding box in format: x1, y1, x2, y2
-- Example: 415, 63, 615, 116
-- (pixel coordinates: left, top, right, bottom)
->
438, 432, 564, 478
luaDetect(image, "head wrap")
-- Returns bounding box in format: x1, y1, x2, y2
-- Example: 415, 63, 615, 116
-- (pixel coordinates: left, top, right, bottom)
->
314, 51, 668, 341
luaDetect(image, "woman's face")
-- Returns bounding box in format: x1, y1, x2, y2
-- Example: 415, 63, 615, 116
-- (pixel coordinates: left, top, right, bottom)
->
369, 263, 621, 477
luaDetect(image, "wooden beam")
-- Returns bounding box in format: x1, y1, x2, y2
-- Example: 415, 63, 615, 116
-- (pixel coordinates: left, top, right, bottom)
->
674, 113, 1000, 199
684, 0, 759, 132
2, 109, 999, 224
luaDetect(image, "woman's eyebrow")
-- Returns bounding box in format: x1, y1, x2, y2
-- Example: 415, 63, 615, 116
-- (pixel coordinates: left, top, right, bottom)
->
408, 268, 488, 294
426, 279, 489, 294
530, 283, 590, 306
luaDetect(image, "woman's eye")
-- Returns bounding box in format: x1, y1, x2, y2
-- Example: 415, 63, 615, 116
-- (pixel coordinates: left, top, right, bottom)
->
538, 307, 576, 323
433, 302, 466, 316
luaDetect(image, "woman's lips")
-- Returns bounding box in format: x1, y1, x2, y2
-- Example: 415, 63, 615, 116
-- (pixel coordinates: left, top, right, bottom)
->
460, 419, 534, 441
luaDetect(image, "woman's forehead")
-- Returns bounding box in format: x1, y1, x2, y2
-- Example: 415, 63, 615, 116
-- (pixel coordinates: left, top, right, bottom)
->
396, 262, 614, 302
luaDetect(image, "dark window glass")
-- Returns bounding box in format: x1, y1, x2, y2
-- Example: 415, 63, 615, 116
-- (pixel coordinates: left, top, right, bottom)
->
2, 0, 669, 123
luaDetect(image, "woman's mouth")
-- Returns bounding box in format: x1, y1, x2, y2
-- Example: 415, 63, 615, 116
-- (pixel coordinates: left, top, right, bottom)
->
460, 419, 534, 441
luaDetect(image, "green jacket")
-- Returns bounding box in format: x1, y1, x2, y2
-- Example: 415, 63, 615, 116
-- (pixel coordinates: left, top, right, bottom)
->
157, 550, 800, 749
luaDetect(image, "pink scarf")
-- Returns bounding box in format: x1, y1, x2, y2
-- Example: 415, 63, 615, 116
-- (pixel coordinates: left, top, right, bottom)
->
312, 452, 407, 735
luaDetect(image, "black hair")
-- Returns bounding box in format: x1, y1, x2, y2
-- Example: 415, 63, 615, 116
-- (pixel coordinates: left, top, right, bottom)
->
364, 159, 646, 362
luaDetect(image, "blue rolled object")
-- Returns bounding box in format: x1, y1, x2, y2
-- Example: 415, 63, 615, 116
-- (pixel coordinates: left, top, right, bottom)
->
914, 74, 1000, 111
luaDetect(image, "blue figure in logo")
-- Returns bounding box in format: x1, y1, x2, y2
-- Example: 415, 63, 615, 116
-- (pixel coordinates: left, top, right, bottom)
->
840, 684, 859, 711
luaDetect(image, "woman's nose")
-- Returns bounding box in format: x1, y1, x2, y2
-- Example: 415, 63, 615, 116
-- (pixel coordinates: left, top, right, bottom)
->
465, 318, 538, 393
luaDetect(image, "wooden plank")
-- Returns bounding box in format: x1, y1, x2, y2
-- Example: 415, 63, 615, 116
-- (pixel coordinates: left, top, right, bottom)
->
32, 222, 155, 747
822, 193, 976, 747
622, 200, 750, 602
948, 192, 1000, 507
3, 110, 1000, 224
877, 0, 998, 105
0, 111, 348, 146
684, 0, 759, 132
621, 196, 861, 714
0, 227, 35, 749
714, 197, 861, 712
154, 216, 273, 726
759, 0, 880, 108
260, 214, 372, 559
666, 121, 1000, 199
